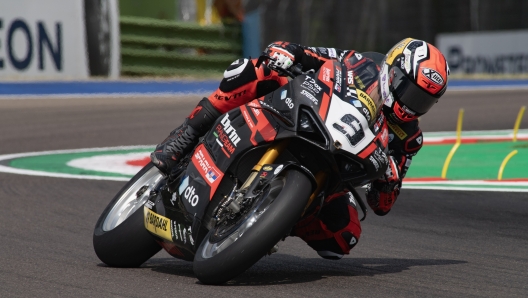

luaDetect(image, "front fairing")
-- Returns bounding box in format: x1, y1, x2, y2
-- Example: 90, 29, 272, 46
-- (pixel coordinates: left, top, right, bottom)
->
146, 59, 389, 256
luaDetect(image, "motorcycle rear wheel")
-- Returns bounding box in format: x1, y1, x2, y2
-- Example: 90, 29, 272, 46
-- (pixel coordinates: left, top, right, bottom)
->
193, 169, 312, 284
93, 163, 163, 267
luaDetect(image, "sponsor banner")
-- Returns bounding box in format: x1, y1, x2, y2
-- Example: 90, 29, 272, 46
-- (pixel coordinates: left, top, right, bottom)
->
437, 30, 528, 76
0, 0, 89, 79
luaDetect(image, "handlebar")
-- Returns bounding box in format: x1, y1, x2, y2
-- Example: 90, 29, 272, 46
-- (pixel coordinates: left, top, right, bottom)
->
256, 53, 307, 79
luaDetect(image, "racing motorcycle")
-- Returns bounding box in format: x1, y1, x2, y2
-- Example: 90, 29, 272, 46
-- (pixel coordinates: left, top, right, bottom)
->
93, 53, 390, 284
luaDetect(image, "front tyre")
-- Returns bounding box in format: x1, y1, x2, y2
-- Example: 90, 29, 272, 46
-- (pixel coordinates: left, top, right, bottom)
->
193, 169, 312, 284
93, 163, 163, 267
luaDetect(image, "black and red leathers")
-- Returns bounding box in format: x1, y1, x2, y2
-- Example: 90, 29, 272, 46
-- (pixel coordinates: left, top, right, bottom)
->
177, 41, 424, 259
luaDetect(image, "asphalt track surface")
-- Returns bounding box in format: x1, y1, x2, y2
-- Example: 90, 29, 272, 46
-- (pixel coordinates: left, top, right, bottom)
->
1, 89, 527, 297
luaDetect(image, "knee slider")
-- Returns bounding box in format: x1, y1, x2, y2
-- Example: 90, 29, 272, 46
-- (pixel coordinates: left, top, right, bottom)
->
219, 58, 258, 92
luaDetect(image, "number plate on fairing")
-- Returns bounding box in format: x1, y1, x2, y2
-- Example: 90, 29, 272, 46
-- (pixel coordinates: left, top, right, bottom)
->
325, 93, 375, 155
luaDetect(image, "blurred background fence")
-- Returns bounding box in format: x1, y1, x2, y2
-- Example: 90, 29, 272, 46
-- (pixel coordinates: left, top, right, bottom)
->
255, 0, 528, 53
118, 0, 528, 77
120, 16, 241, 76
3, 0, 528, 79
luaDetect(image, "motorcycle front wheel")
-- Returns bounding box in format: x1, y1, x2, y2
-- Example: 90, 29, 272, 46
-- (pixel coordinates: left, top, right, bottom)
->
93, 163, 164, 267
193, 168, 312, 284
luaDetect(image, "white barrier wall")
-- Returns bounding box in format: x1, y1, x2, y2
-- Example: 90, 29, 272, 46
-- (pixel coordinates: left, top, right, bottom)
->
437, 30, 528, 76
0, 0, 88, 79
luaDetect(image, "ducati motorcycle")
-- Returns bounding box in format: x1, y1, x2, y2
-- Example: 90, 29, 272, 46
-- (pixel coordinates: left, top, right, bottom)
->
93, 54, 390, 284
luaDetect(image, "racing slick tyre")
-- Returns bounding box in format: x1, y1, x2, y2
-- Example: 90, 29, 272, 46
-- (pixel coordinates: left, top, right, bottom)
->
193, 169, 312, 284
93, 163, 163, 267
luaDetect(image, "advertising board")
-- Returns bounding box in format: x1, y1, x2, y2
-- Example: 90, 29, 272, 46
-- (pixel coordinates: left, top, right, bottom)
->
437, 30, 528, 76
0, 0, 90, 79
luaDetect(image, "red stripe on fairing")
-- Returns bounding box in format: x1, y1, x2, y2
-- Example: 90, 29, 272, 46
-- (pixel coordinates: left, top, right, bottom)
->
357, 143, 376, 159
221, 147, 231, 158
318, 93, 331, 121
191, 144, 224, 199
244, 101, 277, 145
126, 157, 150, 167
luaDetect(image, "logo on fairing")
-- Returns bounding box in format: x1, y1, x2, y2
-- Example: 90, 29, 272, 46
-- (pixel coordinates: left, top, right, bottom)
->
183, 185, 199, 207
347, 71, 354, 85
193, 147, 222, 184
301, 90, 319, 105
145, 211, 168, 232
334, 68, 342, 92
214, 113, 241, 155
322, 67, 331, 82
281, 90, 287, 99
301, 76, 322, 94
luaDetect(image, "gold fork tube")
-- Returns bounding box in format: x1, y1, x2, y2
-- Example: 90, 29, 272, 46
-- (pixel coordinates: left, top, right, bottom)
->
241, 140, 290, 190
252, 140, 290, 172
303, 171, 327, 215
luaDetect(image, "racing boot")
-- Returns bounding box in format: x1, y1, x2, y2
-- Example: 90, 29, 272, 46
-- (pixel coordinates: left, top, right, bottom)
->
150, 98, 222, 174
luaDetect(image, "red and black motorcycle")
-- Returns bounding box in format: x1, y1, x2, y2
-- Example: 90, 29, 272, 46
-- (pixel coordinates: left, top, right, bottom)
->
93, 54, 390, 284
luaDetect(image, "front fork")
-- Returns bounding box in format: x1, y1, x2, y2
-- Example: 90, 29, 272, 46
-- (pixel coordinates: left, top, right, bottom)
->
241, 140, 367, 221
240, 140, 327, 214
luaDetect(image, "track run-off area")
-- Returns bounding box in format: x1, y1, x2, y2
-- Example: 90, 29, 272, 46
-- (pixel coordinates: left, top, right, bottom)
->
1, 129, 528, 192
0, 82, 527, 297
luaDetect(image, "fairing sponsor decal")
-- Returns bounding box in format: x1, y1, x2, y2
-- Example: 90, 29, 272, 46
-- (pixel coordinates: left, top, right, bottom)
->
213, 113, 241, 157
144, 207, 172, 241
191, 144, 224, 198
144, 206, 196, 247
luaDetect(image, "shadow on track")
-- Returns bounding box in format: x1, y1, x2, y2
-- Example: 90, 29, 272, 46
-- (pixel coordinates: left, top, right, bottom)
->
140, 254, 466, 286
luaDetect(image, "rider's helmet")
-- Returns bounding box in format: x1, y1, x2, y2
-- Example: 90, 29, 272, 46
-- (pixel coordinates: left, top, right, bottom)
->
379, 38, 449, 123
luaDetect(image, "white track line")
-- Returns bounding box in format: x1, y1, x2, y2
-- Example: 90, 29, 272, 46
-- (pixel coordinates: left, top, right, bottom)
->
0, 144, 527, 192
0, 145, 154, 181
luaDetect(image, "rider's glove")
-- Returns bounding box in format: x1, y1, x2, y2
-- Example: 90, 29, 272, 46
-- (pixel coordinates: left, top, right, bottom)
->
265, 46, 295, 71
366, 156, 401, 216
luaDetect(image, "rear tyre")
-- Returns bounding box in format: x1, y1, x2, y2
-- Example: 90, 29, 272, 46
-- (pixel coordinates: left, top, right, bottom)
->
93, 163, 163, 267
193, 169, 312, 284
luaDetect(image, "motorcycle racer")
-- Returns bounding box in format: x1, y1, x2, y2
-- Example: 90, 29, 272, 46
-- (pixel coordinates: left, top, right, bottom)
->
150, 38, 449, 260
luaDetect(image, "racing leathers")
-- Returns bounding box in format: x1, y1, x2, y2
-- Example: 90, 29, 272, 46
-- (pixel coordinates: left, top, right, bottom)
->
152, 41, 423, 260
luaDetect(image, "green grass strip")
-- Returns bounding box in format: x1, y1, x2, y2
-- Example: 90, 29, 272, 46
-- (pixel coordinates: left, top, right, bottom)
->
407, 141, 528, 180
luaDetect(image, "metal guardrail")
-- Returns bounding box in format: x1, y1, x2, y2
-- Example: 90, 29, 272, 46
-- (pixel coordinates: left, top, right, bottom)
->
120, 16, 242, 76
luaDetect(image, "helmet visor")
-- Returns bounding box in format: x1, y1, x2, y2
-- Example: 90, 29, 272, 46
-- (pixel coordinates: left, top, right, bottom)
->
390, 67, 438, 114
